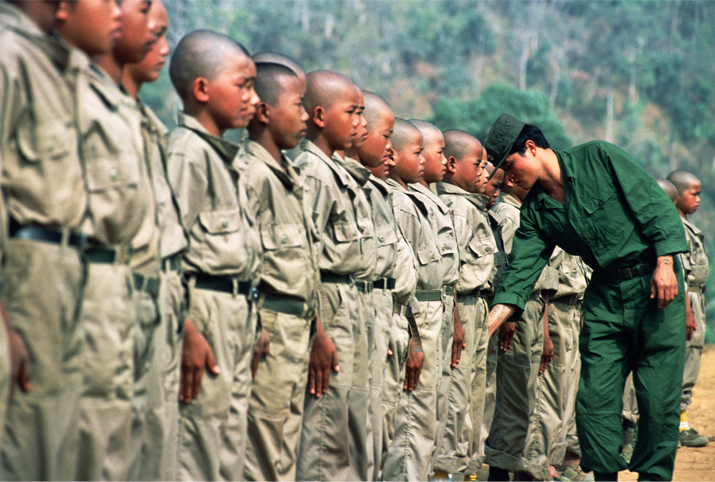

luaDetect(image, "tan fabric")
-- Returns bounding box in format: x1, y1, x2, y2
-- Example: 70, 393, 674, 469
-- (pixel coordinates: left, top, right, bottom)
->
622, 372, 638, 424
0, 317, 8, 447
0, 3, 86, 231
479, 329, 499, 470
240, 140, 317, 481
167, 112, 260, 280
369, 176, 399, 281
680, 218, 708, 411
294, 144, 375, 481
492, 193, 522, 255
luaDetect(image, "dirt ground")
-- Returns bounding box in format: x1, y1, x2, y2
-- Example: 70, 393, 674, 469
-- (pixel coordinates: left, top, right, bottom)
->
620, 344, 715, 482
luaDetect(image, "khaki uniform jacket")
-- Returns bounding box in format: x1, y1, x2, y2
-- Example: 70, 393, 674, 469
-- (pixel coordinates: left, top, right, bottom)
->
138, 101, 187, 260
367, 175, 399, 281
550, 247, 590, 299
679, 217, 708, 289
386, 178, 442, 293
493, 193, 558, 294
409, 182, 460, 287
0, 3, 86, 238
436, 182, 497, 294
68, 50, 150, 246
293, 140, 375, 277
240, 139, 318, 304
166, 113, 259, 280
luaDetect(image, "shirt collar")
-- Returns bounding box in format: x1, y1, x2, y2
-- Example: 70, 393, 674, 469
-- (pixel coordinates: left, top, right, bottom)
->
434, 181, 489, 210
299, 138, 354, 188
177, 112, 240, 164
409, 182, 451, 214
244, 139, 299, 190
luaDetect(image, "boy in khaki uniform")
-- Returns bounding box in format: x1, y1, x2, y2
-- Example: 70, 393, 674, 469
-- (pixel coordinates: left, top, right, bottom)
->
486, 177, 558, 481
381, 118, 443, 482
667, 170, 710, 447
433, 131, 496, 479
0, 1, 90, 479
122, 4, 190, 479
166, 30, 261, 481
240, 62, 318, 481
294, 70, 374, 481
58, 0, 158, 478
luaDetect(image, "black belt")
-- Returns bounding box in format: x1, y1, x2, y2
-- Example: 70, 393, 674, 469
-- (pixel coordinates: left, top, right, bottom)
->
443, 285, 456, 296
191, 273, 252, 296
460, 288, 489, 299
320, 271, 352, 284
133, 272, 160, 298
259, 293, 315, 319
373, 278, 396, 290
9, 221, 88, 248
354, 279, 373, 293
415, 289, 443, 302
394, 301, 409, 316
162, 253, 182, 272
84, 245, 131, 264
595, 261, 655, 281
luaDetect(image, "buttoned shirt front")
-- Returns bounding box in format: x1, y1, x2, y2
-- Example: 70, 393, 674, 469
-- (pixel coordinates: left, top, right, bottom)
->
166, 112, 259, 280
368, 175, 399, 281
680, 217, 708, 288
494, 141, 688, 310
241, 139, 318, 304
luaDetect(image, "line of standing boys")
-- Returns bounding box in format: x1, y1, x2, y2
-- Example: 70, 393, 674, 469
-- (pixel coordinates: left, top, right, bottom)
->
0, 2, 700, 481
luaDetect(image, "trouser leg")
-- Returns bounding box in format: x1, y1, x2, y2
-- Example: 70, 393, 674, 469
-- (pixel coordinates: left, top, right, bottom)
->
368, 290, 392, 480
465, 297, 491, 476
681, 291, 705, 412
349, 290, 373, 480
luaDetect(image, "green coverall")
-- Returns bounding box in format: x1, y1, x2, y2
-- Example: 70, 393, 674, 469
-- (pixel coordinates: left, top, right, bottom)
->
493, 141, 688, 480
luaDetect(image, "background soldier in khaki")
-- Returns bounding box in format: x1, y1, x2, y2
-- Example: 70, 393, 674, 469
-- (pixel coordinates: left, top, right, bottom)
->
122, 4, 190, 479
240, 62, 318, 482
433, 131, 496, 479
353, 91, 400, 480
667, 170, 710, 448
58, 0, 157, 478
166, 30, 261, 481
486, 178, 558, 481
294, 70, 371, 482
382, 119, 442, 482
0, 2, 90, 479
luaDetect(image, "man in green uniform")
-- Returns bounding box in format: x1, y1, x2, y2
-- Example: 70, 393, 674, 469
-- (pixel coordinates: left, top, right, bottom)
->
485, 114, 687, 481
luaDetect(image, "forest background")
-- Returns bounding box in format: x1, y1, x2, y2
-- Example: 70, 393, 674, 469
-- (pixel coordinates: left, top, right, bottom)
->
145, 0, 715, 342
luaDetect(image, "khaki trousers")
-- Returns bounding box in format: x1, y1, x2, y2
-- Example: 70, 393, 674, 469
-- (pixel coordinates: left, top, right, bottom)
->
523, 297, 581, 478
380, 309, 411, 475
244, 307, 312, 481
485, 294, 544, 478
75, 262, 136, 481
381, 299, 444, 481
682, 290, 705, 411
555, 302, 583, 464
477, 328, 499, 472
0, 240, 85, 481
466, 297, 492, 475
296, 282, 362, 481
178, 284, 254, 481
433, 295, 488, 475
434, 293, 455, 468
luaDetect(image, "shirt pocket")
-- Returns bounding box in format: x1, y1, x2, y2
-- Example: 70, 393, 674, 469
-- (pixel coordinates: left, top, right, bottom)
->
260, 223, 307, 250
582, 190, 623, 244
198, 209, 241, 235
17, 119, 73, 164
416, 243, 440, 266
468, 233, 497, 259
376, 228, 399, 248
333, 221, 360, 244
82, 138, 141, 191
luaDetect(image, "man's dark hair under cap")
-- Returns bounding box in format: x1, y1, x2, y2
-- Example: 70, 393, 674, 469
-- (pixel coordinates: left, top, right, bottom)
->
483, 113, 525, 171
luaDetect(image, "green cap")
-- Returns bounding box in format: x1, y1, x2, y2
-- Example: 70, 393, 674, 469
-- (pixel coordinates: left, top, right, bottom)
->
484, 113, 525, 171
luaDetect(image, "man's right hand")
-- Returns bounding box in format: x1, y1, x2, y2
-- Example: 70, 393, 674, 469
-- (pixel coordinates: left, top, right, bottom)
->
499, 322, 516, 351
308, 326, 339, 398
404, 337, 424, 391
180, 318, 219, 404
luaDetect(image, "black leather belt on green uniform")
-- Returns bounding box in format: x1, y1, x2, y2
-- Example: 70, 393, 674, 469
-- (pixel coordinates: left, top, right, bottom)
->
191, 273, 252, 296
259, 293, 315, 319
162, 253, 182, 272
9, 220, 89, 248
595, 261, 655, 281
374, 278, 396, 290
84, 245, 132, 264
133, 272, 160, 298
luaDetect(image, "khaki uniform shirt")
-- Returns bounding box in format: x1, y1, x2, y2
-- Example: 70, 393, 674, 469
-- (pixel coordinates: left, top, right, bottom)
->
138, 101, 187, 261
493, 192, 558, 294
386, 179, 443, 292
367, 175, 399, 281
68, 50, 151, 246
293, 140, 374, 277
240, 139, 318, 304
408, 183, 460, 287
550, 247, 590, 299
166, 112, 259, 280
679, 217, 708, 289
0, 3, 86, 236
436, 182, 497, 294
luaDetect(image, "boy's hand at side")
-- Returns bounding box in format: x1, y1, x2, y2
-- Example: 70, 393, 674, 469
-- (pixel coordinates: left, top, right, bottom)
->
180, 318, 219, 404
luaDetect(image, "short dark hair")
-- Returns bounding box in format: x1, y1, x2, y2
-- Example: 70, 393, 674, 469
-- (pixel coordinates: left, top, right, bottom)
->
508, 124, 550, 156
254, 62, 298, 106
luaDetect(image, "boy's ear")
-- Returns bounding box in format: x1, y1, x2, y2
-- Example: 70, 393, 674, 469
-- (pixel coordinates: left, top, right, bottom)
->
255, 102, 271, 125
446, 156, 457, 174
312, 106, 326, 129
192, 77, 210, 104
56, 1, 70, 22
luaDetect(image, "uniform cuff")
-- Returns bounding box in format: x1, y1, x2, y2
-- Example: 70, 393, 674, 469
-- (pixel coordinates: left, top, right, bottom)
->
653, 239, 688, 258
492, 292, 527, 311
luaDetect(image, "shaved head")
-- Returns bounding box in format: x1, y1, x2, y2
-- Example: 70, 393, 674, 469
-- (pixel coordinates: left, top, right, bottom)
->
170, 29, 250, 101
656, 179, 678, 203
409, 119, 442, 144
392, 118, 421, 152
252, 51, 306, 88
254, 62, 299, 106
363, 91, 393, 127
666, 170, 701, 194
484, 161, 495, 175
443, 129, 482, 162
303, 70, 355, 113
